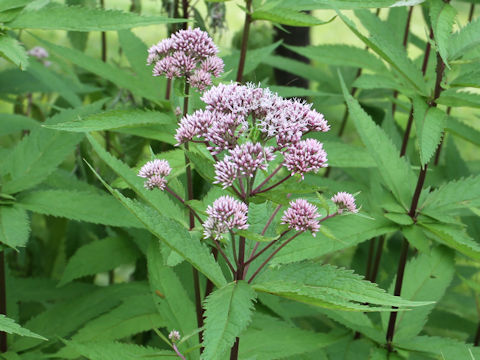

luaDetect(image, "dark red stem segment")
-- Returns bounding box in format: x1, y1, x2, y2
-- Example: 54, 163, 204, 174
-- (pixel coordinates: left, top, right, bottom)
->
100, 0, 107, 62
182, 0, 189, 29
230, 338, 240, 360
253, 174, 291, 195
474, 322, 480, 346
236, 0, 253, 83
0, 251, 6, 353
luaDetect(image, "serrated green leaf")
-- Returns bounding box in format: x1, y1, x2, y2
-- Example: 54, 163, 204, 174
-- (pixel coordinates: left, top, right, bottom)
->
0, 205, 30, 249
59, 237, 141, 286
11, 282, 148, 351
87, 134, 185, 224
61, 340, 177, 360
147, 241, 198, 352
402, 225, 429, 253
396, 335, 480, 359
338, 10, 428, 95
252, 262, 432, 311
240, 313, 346, 359
445, 116, 480, 146
263, 0, 421, 10
381, 247, 454, 342
340, 73, 416, 208
287, 44, 387, 72
88, 163, 227, 288
448, 17, 480, 60
202, 281, 256, 360
450, 69, 480, 88
268, 85, 340, 99
421, 175, 480, 213
0, 0, 31, 12
429, 0, 456, 68
44, 109, 173, 132
270, 214, 397, 265
353, 73, 407, 92
7, 3, 183, 30
421, 223, 480, 260
252, 8, 334, 26
413, 97, 446, 166
16, 189, 143, 228
0, 102, 104, 194
437, 89, 480, 108
384, 212, 413, 225
323, 140, 376, 168
36, 38, 164, 103
0, 114, 39, 136
72, 294, 164, 341
0, 35, 29, 70
0, 315, 46, 341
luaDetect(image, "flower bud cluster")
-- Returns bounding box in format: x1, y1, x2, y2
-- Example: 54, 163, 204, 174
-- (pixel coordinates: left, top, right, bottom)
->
331, 192, 359, 214
138, 159, 171, 190
203, 196, 249, 240
147, 28, 224, 91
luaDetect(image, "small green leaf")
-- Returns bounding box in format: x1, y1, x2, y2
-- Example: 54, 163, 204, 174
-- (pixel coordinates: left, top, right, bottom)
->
384, 212, 413, 226
448, 17, 480, 60
0, 35, 29, 70
0, 206, 30, 249
0, 315, 46, 341
429, 0, 456, 68
202, 281, 257, 360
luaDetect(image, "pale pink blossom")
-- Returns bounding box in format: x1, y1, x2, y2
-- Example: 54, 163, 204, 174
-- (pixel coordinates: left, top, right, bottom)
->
284, 139, 328, 178
203, 196, 249, 240
281, 199, 320, 235
138, 159, 171, 191
331, 192, 358, 213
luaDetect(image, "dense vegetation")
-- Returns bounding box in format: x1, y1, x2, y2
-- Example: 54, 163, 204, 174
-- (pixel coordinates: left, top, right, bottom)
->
0, 0, 479, 359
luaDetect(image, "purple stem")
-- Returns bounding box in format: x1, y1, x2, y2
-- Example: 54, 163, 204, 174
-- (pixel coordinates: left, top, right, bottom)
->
165, 186, 203, 224
251, 164, 284, 194
212, 238, 236, 275
173, 344, 186, 360
253, 174, 291, 195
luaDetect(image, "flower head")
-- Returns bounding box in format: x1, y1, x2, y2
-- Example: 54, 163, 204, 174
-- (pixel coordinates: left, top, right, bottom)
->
281, 199, 320, 235
284, 139, 327, 178
148, 28, 223, 91
168, 330, 181, 343
175, 110, 213, 145
331, 192, 358, 214
229, 142, 275, 178
203, 196, 249, 240
138, 159, 171, 191
28, 46, 49, 59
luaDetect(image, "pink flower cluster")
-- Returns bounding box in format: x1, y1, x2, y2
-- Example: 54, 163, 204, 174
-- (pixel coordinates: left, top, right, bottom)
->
138, 159, 171, 190
175, 82, 330, 187
203, 196, 249, 240
28, 46, 51, 67
331, 192, 358, 213
281, 199, 321, 235
147, 28, 224, 91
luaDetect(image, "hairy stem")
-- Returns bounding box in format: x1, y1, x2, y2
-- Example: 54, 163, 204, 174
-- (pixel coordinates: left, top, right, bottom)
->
251, 164, 283, 194
244, 230, 289, 267
236, 0, 253, 83
253, 174, 291, 195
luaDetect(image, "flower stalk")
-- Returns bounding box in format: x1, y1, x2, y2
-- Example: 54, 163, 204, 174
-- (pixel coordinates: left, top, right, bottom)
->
236, 0, 253, 83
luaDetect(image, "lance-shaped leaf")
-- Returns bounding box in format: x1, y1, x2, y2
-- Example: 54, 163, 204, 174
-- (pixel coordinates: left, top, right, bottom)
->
337, 9, 428, 95
87, 163, 227, 288
16, 189, 143, 228
0, 35, 29, 70
202, 281, 256, 360
396, 335, 480, 359
287, 44, 387, 73
429, 0, 456, 68
0, 315, 46, 341
380, 246, 455, 342
44, 109, 173, 133
0, 102, 104, 194
0, 114, 39, 136
448, 17, 480, 60
0, 205, 30, 249
6, 3, 183, 31
252, 7, 334, 26
60, 340, 177, 360
252, 262, 432, 311
266, 0, 423, 10
413, 97, 446, 166
437, 89, 480, 108
59, 237, 142, 286
340, 73, 416, 208
445, 116, 480, 146
421, 223, 480, 261
147, 241, 198, 353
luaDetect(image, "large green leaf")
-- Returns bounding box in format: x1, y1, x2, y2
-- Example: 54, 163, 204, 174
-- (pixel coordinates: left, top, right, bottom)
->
448, 17, 480, 60
59, 237, 141, 286
252, 262, 432, 311
338, 10, 428, 95
86, 134, 185, 224
146, 241, 198, 352
437, 89, 480, 108
45, 109, 173, 132
88, 163, 227, 288
72, 294, 164, 342
16, 189, 143, 228
202, 281, 256, 360
265, 0, 421, 10
0, 114, 39, 136
413, 97, 446, 166
0, 0, 31, 12
429, 0, 456, 67
340, 74, 416, 208
287, 44, 387, 72
445, 116, 480, 146
381, 246, 455, 342
36, 38, 163, 104
0, 205, 30, 249
240, 313, 346, 359
61, 340, 177, 360
0, 102, 104, 194
396, 335, 480, 358
0, 34, 28, 70
323, 140, 375, 168
252, 7, 334, 26
7, 3, 183, 30
421, 223, 480, 261
0, 315, 46, 341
